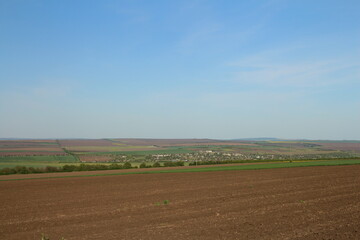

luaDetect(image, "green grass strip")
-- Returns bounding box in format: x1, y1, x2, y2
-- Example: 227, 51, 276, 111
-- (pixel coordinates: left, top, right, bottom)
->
2, 159, 360, 181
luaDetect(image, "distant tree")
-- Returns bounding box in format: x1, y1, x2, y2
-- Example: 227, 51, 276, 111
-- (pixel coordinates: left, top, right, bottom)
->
45, 166, 59, 172
152, 162, 161, 168
123, 162, 132, 169
62, 165, 77, 172
15, 166, 29, 174
109, 163, 122, 169
175, 161, 185, 166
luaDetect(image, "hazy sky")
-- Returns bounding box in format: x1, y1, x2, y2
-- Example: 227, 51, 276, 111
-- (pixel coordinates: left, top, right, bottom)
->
1, 0, 359, 139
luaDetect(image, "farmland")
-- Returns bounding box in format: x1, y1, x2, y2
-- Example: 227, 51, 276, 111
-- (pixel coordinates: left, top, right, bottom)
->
1, 139, 359, 174
57, 139, 360, 161
0, 140, 66, 156
1, 139, 360, 239
0, 164, 359, 239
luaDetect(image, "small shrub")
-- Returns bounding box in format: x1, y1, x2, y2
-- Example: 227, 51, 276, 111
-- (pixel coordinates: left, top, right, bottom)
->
15, 166, 29, 174
139, 162, 147, 168
123, 162, 132, 169
109, 163, 122, 169
152, 162, 161, 168
163, 161, 184, 167
41, 234, 50, 240
45, 166, 59, 173
175, 161, 184, 166
40, 234, 65, 240
62, 164, 77, 172
0, 168, 15, 175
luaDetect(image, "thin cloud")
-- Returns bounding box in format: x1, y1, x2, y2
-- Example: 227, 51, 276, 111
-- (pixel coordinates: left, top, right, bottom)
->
228, 46, 360, 87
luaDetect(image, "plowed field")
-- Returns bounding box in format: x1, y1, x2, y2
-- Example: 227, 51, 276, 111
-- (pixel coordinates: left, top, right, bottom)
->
1, 165, 360, 240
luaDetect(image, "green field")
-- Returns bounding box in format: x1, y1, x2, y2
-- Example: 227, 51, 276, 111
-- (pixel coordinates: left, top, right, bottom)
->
79, 147, 195, 156
0, 155, 78, 168
161, 159, 360, 173
3, 159, 360, 181
0, 155, 158, 169
74, 143, 339, 156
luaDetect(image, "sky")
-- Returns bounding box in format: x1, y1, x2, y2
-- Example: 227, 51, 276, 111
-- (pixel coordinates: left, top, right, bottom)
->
0, 0, 359, 140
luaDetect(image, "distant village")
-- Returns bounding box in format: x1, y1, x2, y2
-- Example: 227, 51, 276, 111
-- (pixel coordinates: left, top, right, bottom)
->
105, 150, 357, 163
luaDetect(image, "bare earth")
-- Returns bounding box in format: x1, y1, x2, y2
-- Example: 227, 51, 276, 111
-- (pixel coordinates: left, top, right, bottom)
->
319, 142, 360, 153
1, 165, 360, 240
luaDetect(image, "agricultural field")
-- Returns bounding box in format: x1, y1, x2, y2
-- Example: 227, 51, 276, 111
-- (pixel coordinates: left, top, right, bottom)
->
1, 139, 359, 172
1, 164, 359, 239
57, 138, 360, 160
1, 158, 360, 181
0, 155, 77, 169
316, 141, 360, 153
0, 140, 77, 169
0, 140, 66, 156
58, 139, 166, 153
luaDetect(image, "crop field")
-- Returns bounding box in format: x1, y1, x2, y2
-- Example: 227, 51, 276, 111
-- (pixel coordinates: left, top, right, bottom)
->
80, 147, 195, 156
57, 139, 359, 158
1, 139, 359, 171
1, 164, 359, 239
109, 138, 224, 146
0, 158, 359, 181
58, 139, 167, 153
317, 141, 360, 153
0, 155, 78, 169
0, 140, 66, 156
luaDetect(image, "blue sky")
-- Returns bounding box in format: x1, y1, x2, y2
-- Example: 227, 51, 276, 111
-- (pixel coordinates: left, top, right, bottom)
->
0, 0, 359, 139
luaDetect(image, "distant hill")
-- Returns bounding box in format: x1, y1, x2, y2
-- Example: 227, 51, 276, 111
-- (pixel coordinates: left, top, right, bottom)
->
232, 138, 281, 141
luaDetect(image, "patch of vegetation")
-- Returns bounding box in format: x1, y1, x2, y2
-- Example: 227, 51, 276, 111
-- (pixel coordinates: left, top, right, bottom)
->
154, 200, 170, 206
188, 159, 282, 166
0, 160, 188, 175
0, 155, 80, 170
187, 156, 360, 166
0, 155, 77, 162
3, 159, 360, 181
61, 148, 80, 161
139, 162, 151, 168
0, 150, 64, 153
41, 234, 65, 240
152, 162, 161, 167
0, 162, 135, 175
163, 161, 184, 167
79, 147, 195, 156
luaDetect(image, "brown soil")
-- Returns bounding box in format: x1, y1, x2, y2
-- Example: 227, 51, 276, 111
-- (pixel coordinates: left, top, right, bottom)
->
0, 140, 65, 156
0, 140, 58, 146
112, 138, 223, 146
58, 139, 115, 147
1, 165, 360, 240
159, 142, 257, 147
319, 142, 360, 153
0, 152, 66, 156
64, 138, 255, 148
0, 148, 63, 151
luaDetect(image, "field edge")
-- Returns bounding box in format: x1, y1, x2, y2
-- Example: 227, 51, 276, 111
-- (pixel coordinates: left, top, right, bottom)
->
2, 159, 360, 181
